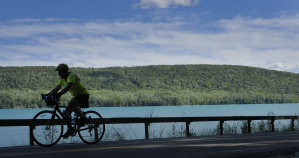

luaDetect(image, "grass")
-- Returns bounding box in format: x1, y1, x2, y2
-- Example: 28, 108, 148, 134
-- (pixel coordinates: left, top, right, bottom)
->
102, 124, 139, 141
101, 111, 299, 141
100, 119, 299, 141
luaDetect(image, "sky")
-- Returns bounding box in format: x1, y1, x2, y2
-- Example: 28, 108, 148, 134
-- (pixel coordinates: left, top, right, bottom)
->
1, 0, 299, 73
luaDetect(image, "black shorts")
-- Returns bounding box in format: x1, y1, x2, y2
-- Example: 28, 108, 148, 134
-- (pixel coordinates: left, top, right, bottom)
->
75, 94, 90, 108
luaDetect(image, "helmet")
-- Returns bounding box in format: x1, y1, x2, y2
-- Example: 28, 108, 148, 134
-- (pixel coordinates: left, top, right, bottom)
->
56, 63, 69, 72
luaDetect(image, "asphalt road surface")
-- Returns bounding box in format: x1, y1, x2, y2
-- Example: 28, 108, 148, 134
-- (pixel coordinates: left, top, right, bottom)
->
1, 131, 299, 158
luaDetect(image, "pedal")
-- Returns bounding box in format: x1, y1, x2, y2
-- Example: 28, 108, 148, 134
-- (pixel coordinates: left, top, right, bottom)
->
70, 131, 76, 137
62, 128, 76, 139
62, 133, 70, 139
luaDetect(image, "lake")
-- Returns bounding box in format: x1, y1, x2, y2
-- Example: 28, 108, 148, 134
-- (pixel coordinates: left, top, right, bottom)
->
1, 103, 299, 147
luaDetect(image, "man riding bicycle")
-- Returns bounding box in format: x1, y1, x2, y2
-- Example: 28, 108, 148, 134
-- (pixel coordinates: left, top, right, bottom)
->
48, 63, 89, 138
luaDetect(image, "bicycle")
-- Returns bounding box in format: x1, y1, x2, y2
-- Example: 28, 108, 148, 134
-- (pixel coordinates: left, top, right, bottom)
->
30, 94, 105, 147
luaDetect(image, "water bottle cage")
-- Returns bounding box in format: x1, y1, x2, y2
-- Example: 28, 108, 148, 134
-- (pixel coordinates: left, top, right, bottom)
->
71, 116, 78, 125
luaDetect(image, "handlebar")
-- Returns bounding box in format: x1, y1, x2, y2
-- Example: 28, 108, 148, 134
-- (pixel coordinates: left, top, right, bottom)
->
41, 93, 60, 106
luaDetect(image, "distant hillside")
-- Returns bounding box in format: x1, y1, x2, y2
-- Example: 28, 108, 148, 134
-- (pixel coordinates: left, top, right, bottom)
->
1, 64, 299, 109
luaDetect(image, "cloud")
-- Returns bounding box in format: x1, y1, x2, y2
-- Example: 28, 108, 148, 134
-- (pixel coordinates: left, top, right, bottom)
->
8, 18, 66, 23
133, 0, 200, 9
0, 14, 299, 72
267, 62, 299, 72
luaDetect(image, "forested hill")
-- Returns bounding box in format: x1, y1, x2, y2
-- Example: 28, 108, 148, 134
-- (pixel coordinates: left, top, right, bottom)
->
1, 64, 299, 109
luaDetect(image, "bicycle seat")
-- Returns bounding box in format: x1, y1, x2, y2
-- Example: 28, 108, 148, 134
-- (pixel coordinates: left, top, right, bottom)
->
80, 102, 89, 108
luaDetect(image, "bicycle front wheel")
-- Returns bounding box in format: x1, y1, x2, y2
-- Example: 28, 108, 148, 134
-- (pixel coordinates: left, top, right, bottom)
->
30, 110, 63, 147
78, 111, 105, 144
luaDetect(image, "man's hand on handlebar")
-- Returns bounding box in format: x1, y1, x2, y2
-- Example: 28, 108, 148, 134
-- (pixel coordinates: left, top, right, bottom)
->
56, 92, 62, 98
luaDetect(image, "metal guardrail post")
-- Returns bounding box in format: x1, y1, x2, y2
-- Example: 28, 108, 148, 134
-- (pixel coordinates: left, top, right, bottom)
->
186, 121, 191, 137
271, 119, 275, 132
291, 119, 295, 131
219, 121, 224, 135
145, 122, 150, 139
29, 125, 34, 146
248, 120, 251, 133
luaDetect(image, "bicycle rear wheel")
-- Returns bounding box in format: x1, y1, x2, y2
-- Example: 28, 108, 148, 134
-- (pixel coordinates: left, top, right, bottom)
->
30, 110, 63, 147
78, 111, 105, 144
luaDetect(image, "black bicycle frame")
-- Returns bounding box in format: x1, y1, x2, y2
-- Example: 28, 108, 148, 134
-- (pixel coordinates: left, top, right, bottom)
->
49, 104, 92, 132
49, 104, 73, 129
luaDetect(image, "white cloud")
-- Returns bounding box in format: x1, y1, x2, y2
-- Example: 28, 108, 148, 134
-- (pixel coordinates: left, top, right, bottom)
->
8, 18, 65, 23
1, 14, 299, 72
267, 62, 299, 71
133, 0, 200, 9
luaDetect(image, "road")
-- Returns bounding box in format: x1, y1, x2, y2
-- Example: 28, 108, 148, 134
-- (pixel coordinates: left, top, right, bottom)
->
1, 131, 299, 158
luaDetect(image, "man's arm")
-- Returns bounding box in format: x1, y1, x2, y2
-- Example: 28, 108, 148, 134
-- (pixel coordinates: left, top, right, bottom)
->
49, 85, 61, 94
57, 82, 73, 97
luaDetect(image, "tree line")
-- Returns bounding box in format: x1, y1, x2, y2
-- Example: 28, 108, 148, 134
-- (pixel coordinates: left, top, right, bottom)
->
0, 64, 299, 109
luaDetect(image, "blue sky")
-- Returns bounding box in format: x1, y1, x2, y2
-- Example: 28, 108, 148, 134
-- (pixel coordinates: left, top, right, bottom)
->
1, 0, 299, 73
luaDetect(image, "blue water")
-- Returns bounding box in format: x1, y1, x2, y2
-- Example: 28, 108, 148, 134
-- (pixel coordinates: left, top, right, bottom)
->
1, 104, 299, 147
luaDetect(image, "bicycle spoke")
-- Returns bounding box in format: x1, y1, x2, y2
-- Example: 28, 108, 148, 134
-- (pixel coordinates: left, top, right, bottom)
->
78, 111, 105, 144
30, 111, 63, 147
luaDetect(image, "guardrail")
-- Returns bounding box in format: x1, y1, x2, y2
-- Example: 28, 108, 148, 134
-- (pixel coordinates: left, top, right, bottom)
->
1, 115, 299, 146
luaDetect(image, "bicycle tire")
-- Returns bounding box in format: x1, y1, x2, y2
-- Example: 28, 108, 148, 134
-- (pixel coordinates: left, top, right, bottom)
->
78, 111, 105, 144
30, 110, 63, 147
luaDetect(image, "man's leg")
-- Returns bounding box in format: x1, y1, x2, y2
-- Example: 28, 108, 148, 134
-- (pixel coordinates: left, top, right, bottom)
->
67, 98, 84, 118
69, 97, 88, 127
63, 107, 72, 123
62, 98, 83, 138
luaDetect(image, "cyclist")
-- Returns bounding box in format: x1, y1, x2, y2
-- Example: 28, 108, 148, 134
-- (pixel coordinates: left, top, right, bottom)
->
48, 63, 89, 138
